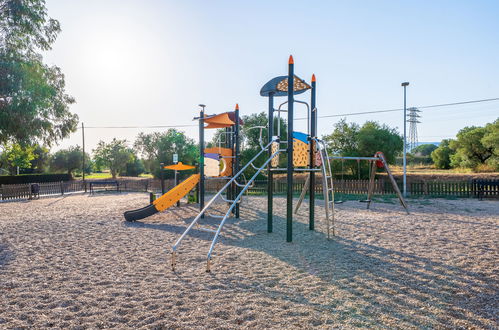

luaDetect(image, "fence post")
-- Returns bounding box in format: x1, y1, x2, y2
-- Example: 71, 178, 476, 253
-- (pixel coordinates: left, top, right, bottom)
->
60, 181, 64, 195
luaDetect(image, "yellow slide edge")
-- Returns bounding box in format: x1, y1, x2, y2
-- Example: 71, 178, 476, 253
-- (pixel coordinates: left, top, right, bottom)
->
153, 174, 200, 212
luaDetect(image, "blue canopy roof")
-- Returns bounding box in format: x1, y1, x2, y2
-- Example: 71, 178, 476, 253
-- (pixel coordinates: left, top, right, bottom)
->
293, 131, 309, 144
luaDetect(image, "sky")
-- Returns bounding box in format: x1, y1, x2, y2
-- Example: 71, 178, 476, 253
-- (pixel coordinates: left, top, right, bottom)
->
42, 0, 499, 153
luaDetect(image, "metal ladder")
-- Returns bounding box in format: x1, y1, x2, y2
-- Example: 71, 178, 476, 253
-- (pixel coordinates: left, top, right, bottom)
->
171, 139, 282, 272
315, 139, 336, 238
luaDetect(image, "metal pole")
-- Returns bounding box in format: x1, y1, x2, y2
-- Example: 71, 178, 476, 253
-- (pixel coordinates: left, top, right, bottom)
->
160, 162, 165, 195
225, 126, 230, 204
234, 104, 240, 218
287, 55, 294, 242
267, 93, 274, 233
175, 170, 180, 206
82, 122, 86, 192
199, 104, 205, 216
309, 74, 316, 231
401, 82, 409, 197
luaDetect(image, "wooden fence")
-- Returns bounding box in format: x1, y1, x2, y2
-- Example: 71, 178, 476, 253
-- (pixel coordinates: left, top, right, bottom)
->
245, 179, 499, 198
1, 178, 498, 201
0, 181, 87, 201
249, 179, 385, 195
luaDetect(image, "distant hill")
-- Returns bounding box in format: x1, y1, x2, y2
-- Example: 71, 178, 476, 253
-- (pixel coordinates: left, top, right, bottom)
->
417, 142, 440, 147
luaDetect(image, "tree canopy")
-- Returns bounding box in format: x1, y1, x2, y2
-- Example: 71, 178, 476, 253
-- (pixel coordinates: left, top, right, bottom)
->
29, 143, 49, 172
93, 139, 134, 179
0, 142, 35, 174
50, 145, 84, 176
449, 122, 496, 170
431, 140, 454, 169
430, 118, 498, 171
323, 119, 403, 163
240, 112, 287, 150
134, 129, 197, 178
0, 0, 78, 146
411, 144, 438, 156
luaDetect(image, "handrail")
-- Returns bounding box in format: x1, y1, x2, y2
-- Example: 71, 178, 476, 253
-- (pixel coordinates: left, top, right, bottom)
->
171, 138, 278, 264
329, 156, 379, 161
276, 99, 311, 137
246, 126, 267, 151
206, 148, 281, 271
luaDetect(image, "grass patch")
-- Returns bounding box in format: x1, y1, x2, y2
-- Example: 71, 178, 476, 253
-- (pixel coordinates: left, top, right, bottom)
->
80, 172, 112, 179
75, 172, 153, 179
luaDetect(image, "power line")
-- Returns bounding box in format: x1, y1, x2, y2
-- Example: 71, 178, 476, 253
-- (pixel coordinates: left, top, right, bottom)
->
297, 97, 499, 120
78, 124, 197, 129
76, 97, 499, 128
418, 97, 499, 109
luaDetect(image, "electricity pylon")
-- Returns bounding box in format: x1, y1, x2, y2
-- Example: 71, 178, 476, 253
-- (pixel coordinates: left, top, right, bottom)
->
407, 107, 421, 152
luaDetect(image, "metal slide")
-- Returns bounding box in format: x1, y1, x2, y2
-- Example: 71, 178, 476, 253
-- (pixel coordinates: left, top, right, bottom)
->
123, 174, 200, 222
171, 138, 282, 272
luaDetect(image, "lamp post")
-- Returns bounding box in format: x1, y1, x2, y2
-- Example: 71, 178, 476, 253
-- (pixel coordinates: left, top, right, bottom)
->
401, 82, 409, 197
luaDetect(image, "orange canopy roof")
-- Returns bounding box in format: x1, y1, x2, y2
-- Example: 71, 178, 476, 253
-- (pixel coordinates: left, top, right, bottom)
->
163, 162, 195, 171
193, 111, 244, 129
204, 112, 235, 129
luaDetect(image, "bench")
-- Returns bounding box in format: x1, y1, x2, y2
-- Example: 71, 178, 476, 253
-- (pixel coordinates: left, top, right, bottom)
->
474, 179, 499, 200
89, 181, 120, 194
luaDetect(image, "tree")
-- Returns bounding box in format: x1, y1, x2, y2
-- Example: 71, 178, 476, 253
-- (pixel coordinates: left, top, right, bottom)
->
0, 142, 35, 174
357, 121, 403, 164
411, 144, 438, 156
431, 139, 454, 169
93, 139, 134, 179
449, 125, 494, 170
323, 119, 359, 156
481, 119, 499, 170
0, 0, 78, 146
241, 112, 287, 150
239, 112, 288, 177
323, 119, 403, 178
121, 158, 145, 177
51, 146, 83, 176
134, 129, 197, 178
30, 144, 50, 173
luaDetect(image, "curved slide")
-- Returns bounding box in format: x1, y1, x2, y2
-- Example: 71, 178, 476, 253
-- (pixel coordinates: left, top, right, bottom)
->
124, 174, 200, 222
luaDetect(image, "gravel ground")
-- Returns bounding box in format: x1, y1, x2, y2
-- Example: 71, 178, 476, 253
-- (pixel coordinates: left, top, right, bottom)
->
0, 193, 498, 328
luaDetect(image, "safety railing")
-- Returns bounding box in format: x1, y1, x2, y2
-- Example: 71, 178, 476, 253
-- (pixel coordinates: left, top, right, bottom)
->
171, 138, 283, 272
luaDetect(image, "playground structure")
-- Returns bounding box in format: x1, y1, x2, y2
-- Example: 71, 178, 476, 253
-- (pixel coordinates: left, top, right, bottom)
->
123, 56, 408, 271
170, 56, 409, 272
123, 107, 243, 222
294, 153, 409, 213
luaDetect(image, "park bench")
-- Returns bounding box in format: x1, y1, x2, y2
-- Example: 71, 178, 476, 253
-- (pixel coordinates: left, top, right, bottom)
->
89, 180, 121, 194
474, 179, 499, 200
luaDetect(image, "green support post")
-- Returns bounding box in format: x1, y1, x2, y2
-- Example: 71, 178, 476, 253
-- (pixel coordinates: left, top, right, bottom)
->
234, 104, 240, 218
267, 93, 274, 233
287, 55, 294, 242
199, 105, 205, 218
309, 74, 316, 230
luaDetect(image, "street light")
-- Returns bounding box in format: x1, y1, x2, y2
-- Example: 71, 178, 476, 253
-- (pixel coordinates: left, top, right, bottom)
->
401, 82, 409, 197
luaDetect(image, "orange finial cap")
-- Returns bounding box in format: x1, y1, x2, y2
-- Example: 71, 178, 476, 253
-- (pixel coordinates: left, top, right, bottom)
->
235, 103, 239, 110
288, 55, 294, 64
311, 74, 316, 82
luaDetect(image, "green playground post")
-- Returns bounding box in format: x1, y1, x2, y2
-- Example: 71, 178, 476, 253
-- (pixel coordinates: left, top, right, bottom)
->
287, 55, 294, 242
267, 93, 274, 233
309, 74, 316, 230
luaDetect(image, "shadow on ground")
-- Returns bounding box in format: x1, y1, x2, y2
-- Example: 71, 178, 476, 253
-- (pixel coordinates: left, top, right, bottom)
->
124, 201, 498, 328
